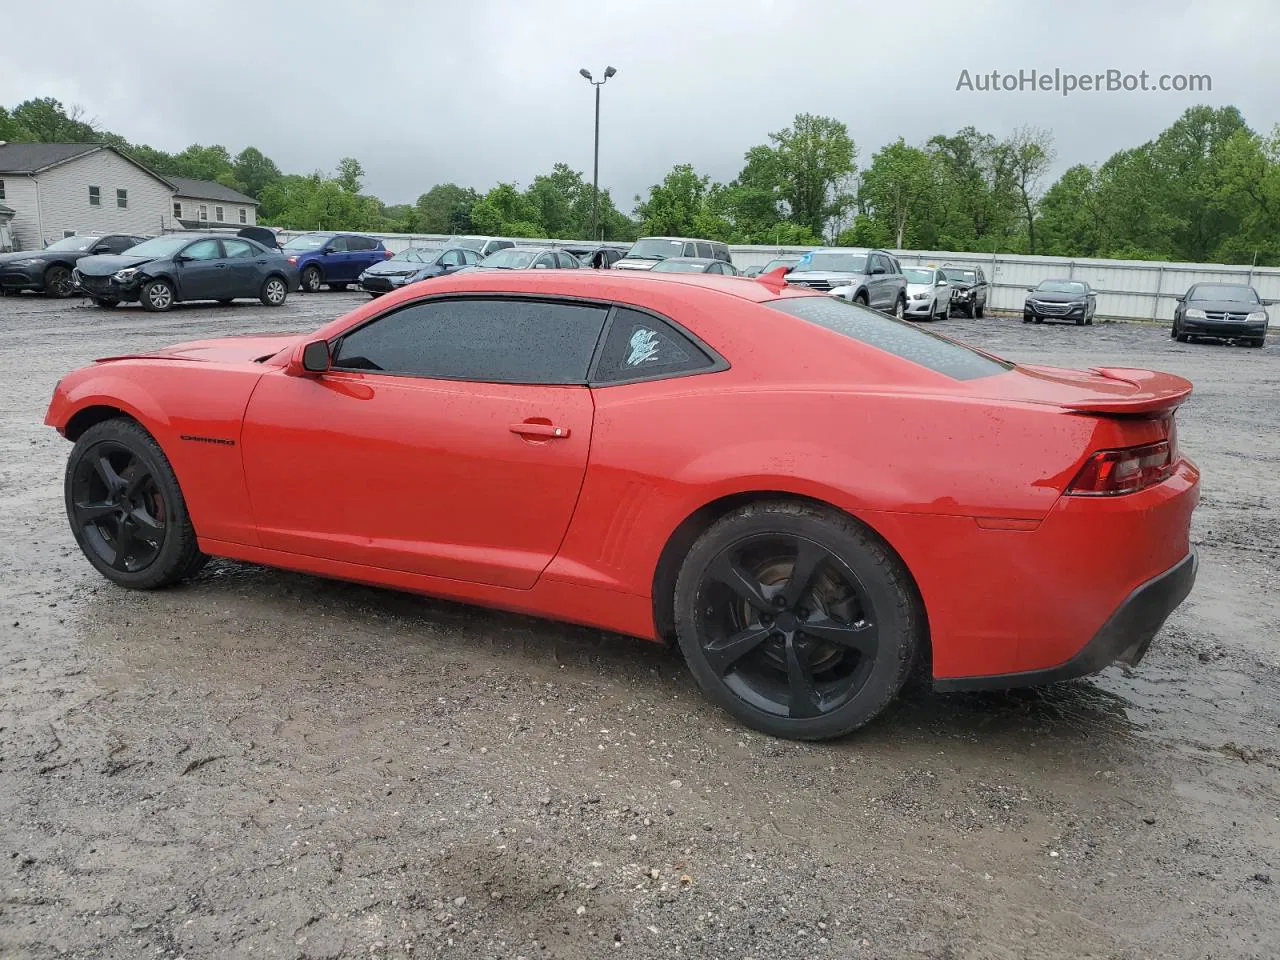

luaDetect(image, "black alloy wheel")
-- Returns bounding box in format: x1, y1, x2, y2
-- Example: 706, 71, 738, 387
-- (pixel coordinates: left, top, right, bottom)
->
44, 264, 75, 298
65, 419, 206, 589
674, 501, 922, 740
70, 440, 168, 574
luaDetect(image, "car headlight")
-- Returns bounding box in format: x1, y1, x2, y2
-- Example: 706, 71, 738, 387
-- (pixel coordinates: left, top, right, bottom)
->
1068, 302, 1084, 311
911, 292, 930, 300
113, 267, 138, 282
1247, 311, 1267, 323
10, 258, 41, 267
1185, 308, 1207, 319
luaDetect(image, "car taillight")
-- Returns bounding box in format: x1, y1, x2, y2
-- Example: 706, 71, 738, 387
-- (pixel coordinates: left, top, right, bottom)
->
383, 250, 393, 258
1066, 440, 1174, 496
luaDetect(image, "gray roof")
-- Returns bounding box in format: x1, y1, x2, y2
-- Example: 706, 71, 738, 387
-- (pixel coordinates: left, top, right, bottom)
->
0, 142, 102, 173
169, 176, 258, 206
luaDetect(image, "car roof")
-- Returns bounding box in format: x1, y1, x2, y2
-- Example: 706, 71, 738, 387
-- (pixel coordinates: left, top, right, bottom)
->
487, 246, 558, 254
659, 257, 717, 265
636, 236, 723, 243
810, 247, 874, 255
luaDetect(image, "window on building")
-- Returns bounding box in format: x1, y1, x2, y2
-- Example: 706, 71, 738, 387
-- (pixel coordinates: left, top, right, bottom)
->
64, 230, 77, 238
173, 201, 182, 219
89, 186, 101, 206
215, 206, 225, 222
0, 180, 5, 200
238, 208, 247, 224
117, 189, 128, 208
199, 205, 208, 220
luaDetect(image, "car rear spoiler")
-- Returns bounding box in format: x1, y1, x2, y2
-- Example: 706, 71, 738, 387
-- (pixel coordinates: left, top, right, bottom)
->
1061, 367, 1194, 416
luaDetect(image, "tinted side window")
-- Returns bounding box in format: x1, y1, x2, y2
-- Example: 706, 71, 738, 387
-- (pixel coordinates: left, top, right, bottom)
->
352, 236, 377, 251
696, 242, 713, 259
593, 308, 715, 384
223, 239, 257, 259
440, 249, 463, 266
104, 236, 135, 254
766, 296, 1011, 381
713, 243, 730, 262
328, 236, 349, 252
332, 298, 608, 384
557, 251, 581, 269
183, 239, 222, 261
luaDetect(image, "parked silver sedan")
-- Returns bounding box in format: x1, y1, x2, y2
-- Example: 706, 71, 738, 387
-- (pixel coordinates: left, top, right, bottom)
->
902, 266, 952, 320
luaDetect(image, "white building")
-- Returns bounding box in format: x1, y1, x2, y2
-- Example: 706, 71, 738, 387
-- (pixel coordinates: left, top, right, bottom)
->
0, 142, 258, 250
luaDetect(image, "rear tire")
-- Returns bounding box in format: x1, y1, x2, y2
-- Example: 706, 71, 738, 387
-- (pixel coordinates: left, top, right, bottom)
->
141, 278, 175, 312
44, 264, 74, 298
64, 419, 207, 590
260, 275, 288, 306
673, 500, 923, 741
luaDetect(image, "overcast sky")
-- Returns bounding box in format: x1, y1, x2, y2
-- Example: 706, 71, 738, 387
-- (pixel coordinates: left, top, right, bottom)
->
2, 0, 1277, 208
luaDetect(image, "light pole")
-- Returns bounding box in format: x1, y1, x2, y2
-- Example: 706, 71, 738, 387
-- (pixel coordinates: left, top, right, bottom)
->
579, 65, 616, 242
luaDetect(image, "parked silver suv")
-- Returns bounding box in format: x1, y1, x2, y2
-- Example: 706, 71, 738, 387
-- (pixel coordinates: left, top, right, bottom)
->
785, 248, 909, 318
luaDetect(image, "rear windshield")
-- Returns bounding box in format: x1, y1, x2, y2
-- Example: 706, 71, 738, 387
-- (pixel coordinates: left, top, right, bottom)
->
766, 295, 1011, 381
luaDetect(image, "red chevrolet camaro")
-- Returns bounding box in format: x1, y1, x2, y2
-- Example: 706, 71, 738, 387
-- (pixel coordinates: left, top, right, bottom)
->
45, 270, 1199, 740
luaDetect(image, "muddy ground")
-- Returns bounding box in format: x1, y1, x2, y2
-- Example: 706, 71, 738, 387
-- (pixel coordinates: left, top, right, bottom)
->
0, 291, 1277, 960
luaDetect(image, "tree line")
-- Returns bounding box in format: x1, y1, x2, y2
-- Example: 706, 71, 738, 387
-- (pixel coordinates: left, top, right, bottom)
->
2, 97, 1277, 264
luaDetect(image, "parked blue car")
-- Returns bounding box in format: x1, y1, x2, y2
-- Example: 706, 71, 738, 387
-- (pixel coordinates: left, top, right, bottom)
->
282, 232, 392, 292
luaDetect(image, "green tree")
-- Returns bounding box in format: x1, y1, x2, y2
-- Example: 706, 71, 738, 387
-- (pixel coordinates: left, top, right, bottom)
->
469, 182, 540, 236
336, 157, 365, 194
759, 113, 857, 237
634, 163, 711, 236
858, 139, 936, 248
413, 183, 479, 234
10, 97, 97, 141
170, 144, 236, 183
1002, 126, 1055, 254
1036, 164, 1105, 257
233, 147, 283, 198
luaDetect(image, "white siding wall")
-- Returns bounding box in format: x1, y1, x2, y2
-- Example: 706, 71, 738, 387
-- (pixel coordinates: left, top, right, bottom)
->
34, 150, 172, 242
174, 195, 256, 228
0, 175, 40, 249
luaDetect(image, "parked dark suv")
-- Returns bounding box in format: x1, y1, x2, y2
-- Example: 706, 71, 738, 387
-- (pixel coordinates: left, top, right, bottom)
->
785, 248, 908, 318
941, 265, 989, 318
282, 232, 393, 292
1172, 283, 1269, 348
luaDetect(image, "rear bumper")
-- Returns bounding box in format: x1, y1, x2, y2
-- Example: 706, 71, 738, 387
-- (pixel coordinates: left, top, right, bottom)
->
1181, 318, 1267, 338
933, 550, 1197, 692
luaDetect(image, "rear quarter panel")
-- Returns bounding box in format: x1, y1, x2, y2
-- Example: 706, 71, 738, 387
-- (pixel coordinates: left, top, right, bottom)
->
47, 360, 267, 544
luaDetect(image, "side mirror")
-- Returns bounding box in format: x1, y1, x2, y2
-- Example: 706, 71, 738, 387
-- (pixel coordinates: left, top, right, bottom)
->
534, 262, 549, 269
870, 266, 885, 275
1175, 295, 1185, 302
172, 253, 190, 263
287, 339, 331, 376
936, 278, 948, 286
93, 245, 111, 254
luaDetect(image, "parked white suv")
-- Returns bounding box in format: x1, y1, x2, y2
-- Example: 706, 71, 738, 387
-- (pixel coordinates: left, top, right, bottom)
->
615, 236, 732, 271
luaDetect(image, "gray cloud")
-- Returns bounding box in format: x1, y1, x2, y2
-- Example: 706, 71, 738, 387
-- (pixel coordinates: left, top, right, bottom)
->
1, 0, 1276, 209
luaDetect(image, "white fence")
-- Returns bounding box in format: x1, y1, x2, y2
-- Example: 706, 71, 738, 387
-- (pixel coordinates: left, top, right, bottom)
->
270, 230, 1278, 327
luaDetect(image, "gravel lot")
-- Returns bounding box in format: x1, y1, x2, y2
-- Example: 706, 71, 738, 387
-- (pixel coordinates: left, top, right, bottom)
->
1, 291, 1277, 960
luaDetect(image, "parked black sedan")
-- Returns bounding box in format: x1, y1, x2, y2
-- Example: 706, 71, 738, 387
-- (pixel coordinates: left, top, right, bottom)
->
1023, 279, 1096, 325
0, 233, 148, 297
1172, 283, 1268, 348
358, 245, 480, 295
649, 257, 739, 275
73, 234, 300, 311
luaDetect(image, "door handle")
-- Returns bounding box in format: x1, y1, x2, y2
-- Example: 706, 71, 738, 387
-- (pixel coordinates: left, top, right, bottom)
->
510, 422, 570, 439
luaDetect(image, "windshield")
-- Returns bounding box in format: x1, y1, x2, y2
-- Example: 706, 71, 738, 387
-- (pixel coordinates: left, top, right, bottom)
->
1035, 280, 1087, 294
762, 258, 800, 272
651, 260, 709, 273
447, 236, 487, 252
767, 296, 1012, 381
480, 249, 539, 269
123, 236, 194, 259
393, 248, 437, 263
283, 234, 331, 251
1191, 284, 1258, 302
795, 253, 867, 273
626, 238, 686, 260
903, 268, 936, 284
45, 235, 103, 252
943, 268, 977, 283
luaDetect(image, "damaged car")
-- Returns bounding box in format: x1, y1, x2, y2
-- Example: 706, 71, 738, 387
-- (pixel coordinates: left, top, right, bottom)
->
73, 234, 300, 311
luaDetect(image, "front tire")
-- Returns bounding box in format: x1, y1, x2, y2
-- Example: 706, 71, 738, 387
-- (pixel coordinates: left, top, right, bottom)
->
64, 419, 206, 589
44, 264, 74, 298
673, 500, 923, 741
260, 275, 288, 306
141, 278, 175, 312
975, 303, 985, 319
301, 266, 323, 293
